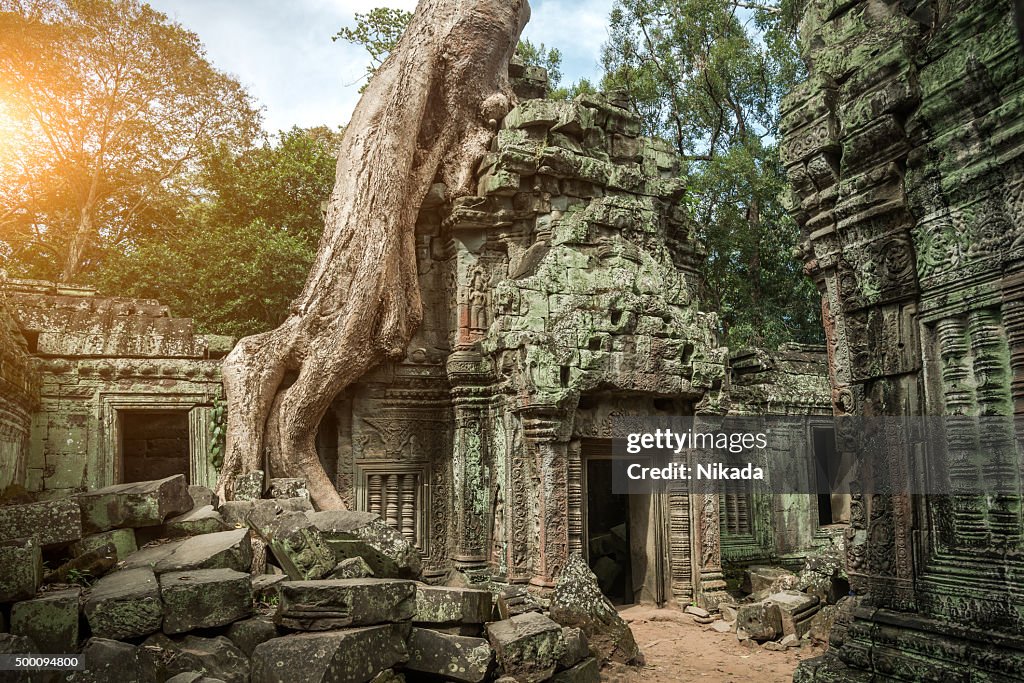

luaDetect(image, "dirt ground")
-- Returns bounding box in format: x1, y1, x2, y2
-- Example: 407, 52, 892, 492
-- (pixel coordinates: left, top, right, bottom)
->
600, 606, 827, 683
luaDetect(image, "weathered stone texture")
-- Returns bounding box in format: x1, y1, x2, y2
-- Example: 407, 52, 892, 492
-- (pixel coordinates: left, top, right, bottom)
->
10, 588, 81, 654
77, 474, 193, 533
405, 627, 494, 683
0, 498, 82, 547
84, 567, 163, 639
486, 612, 566, 683
274, 578, 415, 631
0, 537, 43, 603
781, 0, 1024, 678
251, 624, 410, 683
159, 568, 254, 634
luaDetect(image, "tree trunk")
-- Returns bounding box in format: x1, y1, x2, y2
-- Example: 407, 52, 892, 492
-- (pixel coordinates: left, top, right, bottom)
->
215, 0, 530, 509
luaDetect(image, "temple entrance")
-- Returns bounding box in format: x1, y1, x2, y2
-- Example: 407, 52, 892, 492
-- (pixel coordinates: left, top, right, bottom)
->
581, 438, 668, 606
812, 425, 850, 525
119, 409, 190, 484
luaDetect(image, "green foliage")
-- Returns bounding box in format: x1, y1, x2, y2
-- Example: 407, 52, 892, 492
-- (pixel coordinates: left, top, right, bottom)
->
332, 7, 412, 91
209, 396, 226, 471
89, 125, 336, 337
0, 0, 261, 282
65, 568, 93, 586
602, 0, 821, 348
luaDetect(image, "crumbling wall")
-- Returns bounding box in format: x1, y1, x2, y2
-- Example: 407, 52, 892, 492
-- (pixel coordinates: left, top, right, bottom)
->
781, 0, 1024, 678
0, 279, 40, 492
3, 279, 227, 496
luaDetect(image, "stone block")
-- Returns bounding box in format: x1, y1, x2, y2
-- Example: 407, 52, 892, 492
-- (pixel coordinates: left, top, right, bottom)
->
244, 498, 315, 539
226, 616, 279, 656
496, 584, 544, 619
160, 568, 254, 634
147, 505, 230, 541
71, 529, 137, 561
0, 537, 42, 603
232, 470, 264, 501
741, 566, 799, 594
405, 627, 493, 683
559, 626, 590, 669
486, 611, 566, 683
77, 475, 192, 533
549, 552, 640, 664
67, 638, 144, 683
736, 600, 782, 642
187, 485, 217, 509
10, 587, 81, 653
551, 657, 600, 683
268, 478, 309, 500
84, 567, 163, 639
0, 498, 82, 547
307, 510, 422, 579
165, 673, 226, 683
329, 557, 375, 579
139, 633, 249, 683
219, 500, 255, 527
265, 512, 335, 580
251, 624, 410, 683
275, 578, 416, 630
770, 590, 820, 638
413, 585, 493, 626
121, 528, 252, 574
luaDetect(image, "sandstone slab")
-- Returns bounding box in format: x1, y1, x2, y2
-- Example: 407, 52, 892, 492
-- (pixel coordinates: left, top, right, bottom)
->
741, 566, 798, 594
551, 657, 600, 683
140, 633, 249, 683
265, 512, 334, 580
10, 587, 81, 653
67, 638, 144, 683
160, 568, 254, 634
275, 578, 416, 630
405, 627, 493, 683
121, 528, 252, 574
549, 552, 640, 664
71, 529, 137, 561
736, 600, 782, 642
413, 585, 493, 626
307, 510, 422, 579
77, 475, 192, 533
251, 624, 410, 683
0, 537, 42, 603
0, 498, 82, 547
486, 611, 566, 683
226, 616, 279, 656
84, 567, 163, 639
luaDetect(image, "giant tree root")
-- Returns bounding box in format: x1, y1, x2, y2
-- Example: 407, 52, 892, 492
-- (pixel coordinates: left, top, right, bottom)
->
215, 0, 530, 509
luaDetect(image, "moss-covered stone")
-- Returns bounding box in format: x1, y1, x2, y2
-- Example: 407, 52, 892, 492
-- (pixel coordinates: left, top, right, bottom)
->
83, 567, 162, 639
307, 510, 422, 580
486, 611, 566, 683
121, 528, 252, 574
159, 568, 253, 634
0, 537, 42, 603
71, 529, 137, 562
251, 624, 410, 683
404, 627, 493, 683
0, 498, 82, 547
10, 587, 80, 653
76, 475, 192, 533
274, 578, 415, 631
412, 585, 493, 627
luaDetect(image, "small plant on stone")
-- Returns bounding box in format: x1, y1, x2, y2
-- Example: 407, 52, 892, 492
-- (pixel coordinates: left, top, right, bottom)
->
65, 568, 93, 586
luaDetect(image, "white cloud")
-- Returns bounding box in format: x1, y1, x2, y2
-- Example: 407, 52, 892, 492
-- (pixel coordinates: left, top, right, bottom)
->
144, 0, 613, 132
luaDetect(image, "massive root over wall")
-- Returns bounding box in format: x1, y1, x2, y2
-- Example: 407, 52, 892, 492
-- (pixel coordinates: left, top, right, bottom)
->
215, 0, 530, 509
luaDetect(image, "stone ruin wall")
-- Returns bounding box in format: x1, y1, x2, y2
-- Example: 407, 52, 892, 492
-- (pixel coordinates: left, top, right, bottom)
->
0, 280, 40, 492
1, 279, 228, 497
782, 0, 1024, 678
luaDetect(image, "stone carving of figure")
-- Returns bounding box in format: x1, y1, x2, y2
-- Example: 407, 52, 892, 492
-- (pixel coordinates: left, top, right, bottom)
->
469, 267, 488, 330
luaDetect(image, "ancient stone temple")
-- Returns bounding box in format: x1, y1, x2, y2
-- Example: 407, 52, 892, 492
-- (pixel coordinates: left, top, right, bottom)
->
0, 279, 40, 492
0, 67, 846, 626
781, 0, 1024, 678
0, 278, 228, 496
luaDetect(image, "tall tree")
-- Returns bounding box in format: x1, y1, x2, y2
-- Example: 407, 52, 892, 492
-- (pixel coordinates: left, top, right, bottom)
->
92, 126, 341, 338
602, 0, 820, 347
0, 0, 259, 283
218, 0, 529, 508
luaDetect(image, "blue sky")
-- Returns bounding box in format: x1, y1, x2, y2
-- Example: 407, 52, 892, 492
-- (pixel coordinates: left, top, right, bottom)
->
144, 0, 615, 134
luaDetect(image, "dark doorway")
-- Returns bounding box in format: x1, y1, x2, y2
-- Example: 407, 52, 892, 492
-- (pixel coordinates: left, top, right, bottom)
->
585, 457, 633, 604
813, 426, 849, 525
121, 410, 190, 484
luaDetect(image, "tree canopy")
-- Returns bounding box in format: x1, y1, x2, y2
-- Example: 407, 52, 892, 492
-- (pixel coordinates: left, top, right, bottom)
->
602, 0, 819, 348
0, 0, 260, 283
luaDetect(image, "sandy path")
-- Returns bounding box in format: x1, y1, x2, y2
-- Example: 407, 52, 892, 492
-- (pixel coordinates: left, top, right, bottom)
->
599, 606, 827, 682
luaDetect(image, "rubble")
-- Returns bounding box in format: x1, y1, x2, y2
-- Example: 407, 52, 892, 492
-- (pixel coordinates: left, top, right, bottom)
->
274, 578, 416, 630
405, 627, 494, 683
77, 474, 193, 533
0, 497, 82, 547
308, 510, 422, 579
10, 587, 81, 653
251, 625, 411, 683
486, 611, 566, 683
84, 567, 164, 639
160, 568, 254, 634
0, 537, 42, 602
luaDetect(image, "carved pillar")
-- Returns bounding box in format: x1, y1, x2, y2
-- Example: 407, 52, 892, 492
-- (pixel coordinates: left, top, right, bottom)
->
521, 408, 570, 588
446, 350, 493, 575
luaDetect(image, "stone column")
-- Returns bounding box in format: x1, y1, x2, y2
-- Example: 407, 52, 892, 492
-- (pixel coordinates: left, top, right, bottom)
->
521, 407, 570, 588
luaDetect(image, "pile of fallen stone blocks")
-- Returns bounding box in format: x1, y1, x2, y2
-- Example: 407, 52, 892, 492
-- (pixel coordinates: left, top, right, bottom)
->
696, 541, 852, 651
0, 474, 637, 682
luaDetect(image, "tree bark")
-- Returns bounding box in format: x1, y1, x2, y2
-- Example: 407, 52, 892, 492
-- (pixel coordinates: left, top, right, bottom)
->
216, 0, 530, 509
